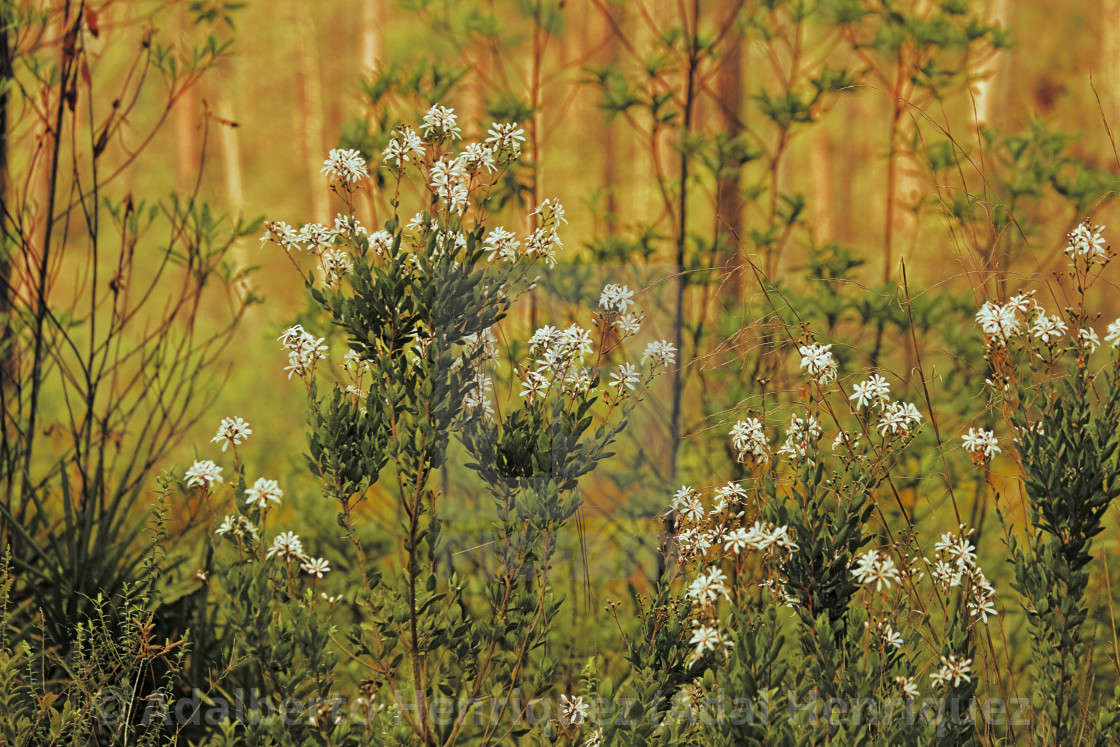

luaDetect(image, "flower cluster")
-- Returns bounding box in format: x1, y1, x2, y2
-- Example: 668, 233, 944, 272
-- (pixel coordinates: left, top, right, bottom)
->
278, 325, 329, 382
798, 342, 837, 385
730, 417, 770, 465
961, 427, 1000, 466
211, 416, 252, 453
321, 148, 368, 190
851, 548, 902, 592
184, 459, 223, 489
928, 528, 997, 623
776, 414, 822, 462
1063, 221, 1110, 265
930, 654, 972, 688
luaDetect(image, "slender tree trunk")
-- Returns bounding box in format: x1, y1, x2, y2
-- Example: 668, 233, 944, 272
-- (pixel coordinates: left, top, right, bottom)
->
173, 4, 199, 193
360, 0, 383, 76
973, 0, 1012, 128
715, 27, 744, 299
289, 0, 328, 223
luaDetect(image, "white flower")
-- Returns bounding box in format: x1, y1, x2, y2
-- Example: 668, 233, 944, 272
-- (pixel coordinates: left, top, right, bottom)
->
975, 301, 1021, 345
266, 531, 306, 562
880, 622, 903, 650
367, 229, 393, 255
321, 148, 368, 188
184, 460, 223, 489
333, 213, 368, 239
878, 401, 921, 437
484, 122, 526, 161
609, 363, 640, 391
527, 325, 559, 355
852, 549, 901, 591
1064, 222, 1110, 264
519, 370, 550, 399
798, 343, 837, 385
460, 142, 496, 174
730, 417, 770, 464
686, 566, 730, 607
462, 372, 495, 419
382, 126, 425, 167
1105, 319, 1120, 349
1031, 311, 1068, 344
723, 527, 750, 554
483, 226, 520, 263
849, 374, 891, 410
215, 514, 258, 541
641, 340, 677, 368
420, 104, 461, 141
777, 415, 822, 461
559, 694, 588, 725
930, 654, 972, 688
688, 624, 725, 660
583, 727, 604, 747
962, 428, 1000, 463
321, 248, 353, 284
298, 222, 336, 251
245, 478, 283, 509
211, 416, 252, 452
301, 557, 331, 578
259, 221, 301, 251
1079, 327, 1100, 353
615, 313, 642, 336
280, 328, 329, 380
895, 676, 919, 699
599, 283, 635, 314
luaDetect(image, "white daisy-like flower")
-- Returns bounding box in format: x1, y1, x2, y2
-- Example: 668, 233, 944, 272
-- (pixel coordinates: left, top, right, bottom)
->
266, 531, 306, 562
641, 340, 677, 368
184, 459, 223, 489
301, 557, 331, 578
1079, 327, 1100, 353
599, 283, 635, 314
723, 527, 750, 554
320, 248, 353, 284
686, 566, 730, 607
895, 676, 919, 699
1104, 319, 1120, 349
852, 549, 901, 591
688, 624, 725, 660
211, 416, 252, 452
798, 343, 837, 385
215, 514, 258, 541
615, 313, 642, 336
321, 148, 368, 188
583, 727, 604, 747
559, 694, 588, 725
1064, 222, 1109, 264
459, 142, 496, 174
483, 226, 520, 263
849, 374, 891, 409
730, 417, 770, 464
519, 369, 550, 399
333, 213, 368, 239
259, 220, 301, 251
975, 301, 1021, 345
930, 654, 972, 688
245, 478, 283, 509
382, 126, 426, 167
420, 104, 461, 141
878, 401, 922, 437
777, 415, 823, 461
367, 229, 393, 255
609, 363, 640, 391
484, 122, 526, 161
962, 428, 1000, 464
1031, 311, 1068, 344
298, 222, 336, 251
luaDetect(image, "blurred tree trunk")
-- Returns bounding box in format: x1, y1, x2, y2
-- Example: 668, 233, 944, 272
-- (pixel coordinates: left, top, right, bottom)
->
289, 0, 328, 223
973, 0, 1012, 127
601, 2, 621, 236
174, 4, 199, 193
360, 0, 383, 76
715, 27, 744, 299
1102, 0, 1120, 132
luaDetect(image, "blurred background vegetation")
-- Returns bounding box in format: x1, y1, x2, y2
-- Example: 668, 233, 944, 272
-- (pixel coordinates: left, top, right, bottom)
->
5, 0, 1120, 739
